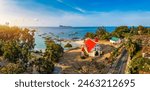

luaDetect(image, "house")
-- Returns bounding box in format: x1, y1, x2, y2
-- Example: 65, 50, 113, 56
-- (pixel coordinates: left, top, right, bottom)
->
142, 46, 150, 59
110, 37, 121, 44
81, 38, 102, 57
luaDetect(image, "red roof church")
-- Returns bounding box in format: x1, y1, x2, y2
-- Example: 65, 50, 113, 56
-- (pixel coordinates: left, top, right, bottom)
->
85, 39, 97, 53
81, 38, 102, 57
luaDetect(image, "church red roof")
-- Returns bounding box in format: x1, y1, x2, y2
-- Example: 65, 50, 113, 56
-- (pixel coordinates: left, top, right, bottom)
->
85, 39, 96, 53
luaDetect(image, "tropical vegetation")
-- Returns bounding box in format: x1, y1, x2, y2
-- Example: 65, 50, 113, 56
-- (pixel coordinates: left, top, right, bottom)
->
0, 25, 64, 74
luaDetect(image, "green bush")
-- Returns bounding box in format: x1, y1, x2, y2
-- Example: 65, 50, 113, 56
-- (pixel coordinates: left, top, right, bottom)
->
96, 27, 110, 40
44, 39, 64, 63
129, 57, 150, 74
0, 63, 25, 74
34, 57, 54, 74
0, 25, 35, 63
64, 43, 72, 48
84, 32, 96, 39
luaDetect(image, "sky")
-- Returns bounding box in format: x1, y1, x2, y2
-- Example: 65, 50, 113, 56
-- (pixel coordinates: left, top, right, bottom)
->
0, 0, 150, 26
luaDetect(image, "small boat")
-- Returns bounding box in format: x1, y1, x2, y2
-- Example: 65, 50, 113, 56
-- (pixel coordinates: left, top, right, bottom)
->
38, 34, 42, 36
42, 37, 46, 39
73, 32, 78, 34
60, 32, 64, 34
68, 32, 79, 36
72, 37, 80, 40
41, 33, 47, 36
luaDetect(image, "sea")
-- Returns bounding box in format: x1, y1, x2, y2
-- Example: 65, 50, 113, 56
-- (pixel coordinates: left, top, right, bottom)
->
30, 27, 116, 51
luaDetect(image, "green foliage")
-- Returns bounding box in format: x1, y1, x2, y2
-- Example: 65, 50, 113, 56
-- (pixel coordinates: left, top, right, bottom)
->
34, 57, 54, 74
84, 27, 110, 40
2, 41, 21, 62
111, 26, 130, 38
84, 32, 96, 39
44, 39, 64, 63
129, 57, 150, 74
137, 25, 150, 35
147, 28, 150, 34
96, 27, 110, 40
0, 25, 36, 73
134, 39, 142, 49
129, 26, 138, 36
0, 40, 4, 56
111, 48, 119, 58
110, 44, 124, 61
125, 38, 138, 59
84, 26, 150, 41
0, 25, 35, 63
64, 43, 72, 48
80, 56, 86, 59
0, 63, 25, 74
138, 25, 145, 35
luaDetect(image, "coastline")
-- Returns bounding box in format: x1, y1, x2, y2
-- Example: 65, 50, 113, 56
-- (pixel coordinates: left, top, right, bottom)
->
33, 26, 116, 51
34, 39, 84, 52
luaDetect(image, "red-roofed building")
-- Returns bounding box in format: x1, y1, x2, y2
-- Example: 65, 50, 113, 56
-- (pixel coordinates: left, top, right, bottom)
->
81, 38, 102, 57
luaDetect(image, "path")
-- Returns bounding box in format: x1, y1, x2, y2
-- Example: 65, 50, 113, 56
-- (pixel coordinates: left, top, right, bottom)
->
115, 49, 128, 74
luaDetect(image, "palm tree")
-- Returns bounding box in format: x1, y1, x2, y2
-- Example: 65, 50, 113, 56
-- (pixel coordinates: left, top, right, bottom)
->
125, 38, 137, 59
96, 27, 109, 40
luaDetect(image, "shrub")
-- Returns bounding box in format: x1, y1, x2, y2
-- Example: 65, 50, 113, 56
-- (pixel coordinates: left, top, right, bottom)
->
0, 63, 25, 74
64, 43, 72, 48
129, 57, 150, 74
84, 32, 96, 39
34, 57, 54, 74
44, 39, 64, 63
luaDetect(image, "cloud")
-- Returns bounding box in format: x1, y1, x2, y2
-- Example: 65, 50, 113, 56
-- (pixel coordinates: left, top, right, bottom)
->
0, 0, 37, 26
0, 0, 65, 26
0, 0, 150, 26
57, 0, 86, 13
57, 0, 63, 3
53, 11, 150, 26
74, 7, 86, 13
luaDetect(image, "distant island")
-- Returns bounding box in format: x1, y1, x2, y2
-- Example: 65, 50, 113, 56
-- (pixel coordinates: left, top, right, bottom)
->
59, 25, 72, 28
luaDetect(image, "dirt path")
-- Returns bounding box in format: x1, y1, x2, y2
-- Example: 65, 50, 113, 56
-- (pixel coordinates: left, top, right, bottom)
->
115, 49, 128, 74
53, 48, 82, 73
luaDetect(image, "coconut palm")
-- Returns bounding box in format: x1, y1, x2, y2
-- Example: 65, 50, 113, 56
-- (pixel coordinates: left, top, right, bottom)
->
96, 27, 110, 40
125, 38, 137, 59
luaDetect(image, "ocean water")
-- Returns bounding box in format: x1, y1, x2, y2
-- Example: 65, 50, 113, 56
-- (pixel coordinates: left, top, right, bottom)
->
31, 27, 116, 50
